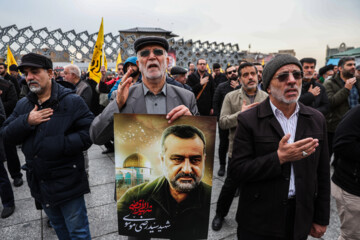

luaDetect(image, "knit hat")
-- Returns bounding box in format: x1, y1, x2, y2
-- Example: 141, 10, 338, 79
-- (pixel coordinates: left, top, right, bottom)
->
262, 54, 302, 91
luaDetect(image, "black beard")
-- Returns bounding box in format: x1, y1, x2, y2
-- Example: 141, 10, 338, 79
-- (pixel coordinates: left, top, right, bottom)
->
130, 70, 139, 78
343, 70, 354, 79
229, 76, 238, 81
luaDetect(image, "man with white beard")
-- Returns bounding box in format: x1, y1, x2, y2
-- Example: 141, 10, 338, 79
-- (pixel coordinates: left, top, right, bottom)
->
229, 55, 330, 240
90, 36, 199, 145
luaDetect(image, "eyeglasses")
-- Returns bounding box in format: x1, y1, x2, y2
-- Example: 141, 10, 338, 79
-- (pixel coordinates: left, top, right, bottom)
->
274, 71, 303, 82
139, 49, 164, 57
226, 70, 237, 75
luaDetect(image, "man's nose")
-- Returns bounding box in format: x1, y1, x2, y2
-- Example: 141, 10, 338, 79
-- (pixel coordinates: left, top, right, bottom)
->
181, 159, 192, 174
287, 73, 297, 84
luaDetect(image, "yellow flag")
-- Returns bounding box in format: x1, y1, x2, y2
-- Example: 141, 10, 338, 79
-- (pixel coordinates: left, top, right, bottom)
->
6, 46, 18, 74
89, 18, 104, 83
103, 48, 108, 71
71, 59, 74, 64
206, 64, 211, 74
116, 51, 122, 68
220, 68, 224, 73
261, 59, 265, 66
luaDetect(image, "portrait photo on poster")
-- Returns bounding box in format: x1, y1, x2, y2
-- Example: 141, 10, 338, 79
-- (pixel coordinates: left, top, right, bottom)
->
114, 114, 216, 239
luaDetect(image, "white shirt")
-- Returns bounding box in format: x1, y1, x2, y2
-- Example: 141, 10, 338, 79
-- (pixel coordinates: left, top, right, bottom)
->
269, 100, 300, 198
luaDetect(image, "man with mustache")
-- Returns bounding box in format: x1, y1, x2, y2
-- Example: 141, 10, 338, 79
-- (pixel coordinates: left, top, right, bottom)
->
187, 58, 215, 116
229, 55, 330, 240
324, 56, 360, 163
90, 36, 198, 146
298, 58, 329, 116
117, 125, 211, 239
212, 63, 268, 230
1, 53, 94, 239
212, 65, 240, 177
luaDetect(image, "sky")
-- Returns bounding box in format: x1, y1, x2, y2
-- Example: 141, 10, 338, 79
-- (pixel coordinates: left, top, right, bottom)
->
1, 0, 360, 68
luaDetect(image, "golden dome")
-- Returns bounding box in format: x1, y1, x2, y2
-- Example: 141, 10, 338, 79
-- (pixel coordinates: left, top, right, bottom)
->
123, 153, 151, 168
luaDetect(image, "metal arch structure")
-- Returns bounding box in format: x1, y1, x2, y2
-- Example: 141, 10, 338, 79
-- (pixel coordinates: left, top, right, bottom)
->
0, 24, 120, 62
0, 24, 244, 68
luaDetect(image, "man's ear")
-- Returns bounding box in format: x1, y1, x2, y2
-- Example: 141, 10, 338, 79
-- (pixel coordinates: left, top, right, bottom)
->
47, 69, 53, 78
136, 60, 139, 67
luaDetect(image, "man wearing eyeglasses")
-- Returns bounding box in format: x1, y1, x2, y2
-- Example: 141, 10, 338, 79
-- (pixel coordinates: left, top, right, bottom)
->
229, 55, 330, 240
90, 36, 198, 146
212, 63, 267, 230
298, 58, 329, 116
187, 58, 215, 116
212, 65, 240, 177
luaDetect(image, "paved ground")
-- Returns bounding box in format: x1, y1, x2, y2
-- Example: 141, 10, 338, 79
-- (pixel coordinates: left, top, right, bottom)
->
0, 128, 340, 239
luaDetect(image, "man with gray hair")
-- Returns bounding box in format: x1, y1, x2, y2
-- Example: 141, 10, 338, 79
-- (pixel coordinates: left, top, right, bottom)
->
63, 64, 93, 108
230, 54, 330, 239
90, 36, 198, 146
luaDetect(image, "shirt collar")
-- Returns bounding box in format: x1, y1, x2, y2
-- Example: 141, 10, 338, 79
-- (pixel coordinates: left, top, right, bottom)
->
269, 99, 300, 118
142, 82, 167, 96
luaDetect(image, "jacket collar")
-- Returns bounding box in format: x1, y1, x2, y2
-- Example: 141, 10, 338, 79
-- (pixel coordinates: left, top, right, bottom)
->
258, 98, 314, 119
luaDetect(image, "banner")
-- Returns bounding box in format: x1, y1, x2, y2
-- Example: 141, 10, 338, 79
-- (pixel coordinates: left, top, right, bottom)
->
6, 46, 18, 74
114, 114, 216, 239
89, 18, 104, 83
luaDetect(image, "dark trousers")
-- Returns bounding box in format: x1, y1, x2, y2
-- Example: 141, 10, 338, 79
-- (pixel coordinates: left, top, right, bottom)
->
237, 199, 301, 240
0, 159, 15, 208
218, 126, 229, 166
327, 132, 334, 159
216, 158, 237, 217
3, 140, 22, 179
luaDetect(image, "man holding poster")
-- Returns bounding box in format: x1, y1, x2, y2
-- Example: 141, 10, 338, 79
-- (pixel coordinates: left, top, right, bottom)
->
117, 125, 211, 239
90, 36, 198, 146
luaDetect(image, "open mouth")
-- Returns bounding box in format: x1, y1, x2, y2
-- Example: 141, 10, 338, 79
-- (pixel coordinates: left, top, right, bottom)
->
147, 63, 159, 70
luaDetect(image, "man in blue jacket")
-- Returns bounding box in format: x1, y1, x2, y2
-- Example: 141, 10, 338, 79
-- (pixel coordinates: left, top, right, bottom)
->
1, 53, 94, 239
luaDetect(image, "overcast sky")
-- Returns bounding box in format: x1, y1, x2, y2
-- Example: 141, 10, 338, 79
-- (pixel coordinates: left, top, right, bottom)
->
2, 0, 360, 68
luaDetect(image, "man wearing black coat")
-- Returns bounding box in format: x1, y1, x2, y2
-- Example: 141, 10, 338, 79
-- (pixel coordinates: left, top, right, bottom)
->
212, 65, 239, 176
299, 58, 329, 115
187, 58, 215, 115
230, 55, 330, 240
1, 53, 94, 239
0, 63, 21, 98
0, 76, 23, 187
0, 98, 15, 218
332, 105, 360, 239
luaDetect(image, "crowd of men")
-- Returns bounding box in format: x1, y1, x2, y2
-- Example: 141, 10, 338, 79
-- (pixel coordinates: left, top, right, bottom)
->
0, 35, 359, 240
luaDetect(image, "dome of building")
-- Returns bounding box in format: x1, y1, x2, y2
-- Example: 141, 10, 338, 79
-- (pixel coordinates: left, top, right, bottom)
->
123, 153, 151, 168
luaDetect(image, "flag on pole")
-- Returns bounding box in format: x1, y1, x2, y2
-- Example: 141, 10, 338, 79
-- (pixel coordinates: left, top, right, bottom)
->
206, 64, 211, 74
71, 59, 74, 64
6, 46, 18, 74
116, 51, 122, 68
89, 18, 104, 83
261, 59, 265, 66
103, 48, 108, 71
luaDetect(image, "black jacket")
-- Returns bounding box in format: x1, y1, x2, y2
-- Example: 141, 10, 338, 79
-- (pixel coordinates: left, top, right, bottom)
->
117, 176, 211, 239
187, 71, 215, 115
230, 98, 330, 240
0, 77, 18, 117
214, 73, 228, 87
1, 80, 94, 207
299, 79, 329, 115
333, 105, 360, 196
4, 73, 21, 98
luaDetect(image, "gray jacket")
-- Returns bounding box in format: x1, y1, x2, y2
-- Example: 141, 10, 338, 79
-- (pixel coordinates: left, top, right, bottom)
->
90, 82, 199, 145
219, 88, 268, 158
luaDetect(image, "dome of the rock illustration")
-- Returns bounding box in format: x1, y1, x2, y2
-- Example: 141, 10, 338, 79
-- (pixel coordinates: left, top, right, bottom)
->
123, 153, 151, 168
